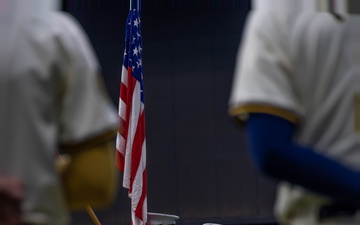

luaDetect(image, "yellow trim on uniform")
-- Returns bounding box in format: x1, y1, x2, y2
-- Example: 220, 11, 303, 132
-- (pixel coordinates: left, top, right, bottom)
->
60, 129, 117, 153
59, 129, 119, 209
229, 104, 300, 124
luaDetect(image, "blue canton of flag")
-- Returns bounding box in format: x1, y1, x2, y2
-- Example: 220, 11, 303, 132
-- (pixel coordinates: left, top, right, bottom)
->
123, 9, 144, 102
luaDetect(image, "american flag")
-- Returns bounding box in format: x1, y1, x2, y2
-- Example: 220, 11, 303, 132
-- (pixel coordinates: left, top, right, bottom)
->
116, 4, 147, 225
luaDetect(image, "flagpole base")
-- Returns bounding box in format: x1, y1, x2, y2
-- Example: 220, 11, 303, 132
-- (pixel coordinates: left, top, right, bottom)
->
147, 212, 179, 225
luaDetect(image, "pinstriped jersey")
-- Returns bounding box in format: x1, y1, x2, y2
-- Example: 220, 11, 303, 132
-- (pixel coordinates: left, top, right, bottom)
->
229, 10, 360, 224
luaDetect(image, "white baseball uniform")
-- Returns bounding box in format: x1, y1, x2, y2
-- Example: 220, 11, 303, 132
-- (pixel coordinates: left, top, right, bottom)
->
0, 0, 117, 224
229, 8, 360, 225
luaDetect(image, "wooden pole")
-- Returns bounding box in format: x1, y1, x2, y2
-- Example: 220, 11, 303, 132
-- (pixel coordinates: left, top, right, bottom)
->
86, 205, 102, 225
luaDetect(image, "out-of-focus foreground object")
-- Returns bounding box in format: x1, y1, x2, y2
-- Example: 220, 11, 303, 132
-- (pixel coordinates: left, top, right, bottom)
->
0, 176, 23, 225
0, 0, 118, 224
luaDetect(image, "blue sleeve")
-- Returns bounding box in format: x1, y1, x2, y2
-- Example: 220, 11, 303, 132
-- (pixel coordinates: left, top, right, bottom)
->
246, 113, 360, 206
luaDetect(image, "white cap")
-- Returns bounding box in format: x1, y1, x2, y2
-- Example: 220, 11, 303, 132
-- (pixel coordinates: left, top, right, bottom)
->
252, 0, 360, 14
7, 0, 61, 14
147, 212, 179, 225
252, 0, 318, 11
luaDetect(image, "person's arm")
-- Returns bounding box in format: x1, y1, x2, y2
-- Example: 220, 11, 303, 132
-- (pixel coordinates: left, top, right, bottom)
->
59, 139, 118, 210
246, 113, 360, 206
54, 12, 119, 210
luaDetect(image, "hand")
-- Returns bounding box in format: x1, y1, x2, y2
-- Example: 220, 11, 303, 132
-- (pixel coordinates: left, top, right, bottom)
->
0, 176, 23, 225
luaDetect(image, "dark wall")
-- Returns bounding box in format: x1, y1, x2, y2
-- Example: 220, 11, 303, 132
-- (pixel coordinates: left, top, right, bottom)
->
65, 1, 278, 225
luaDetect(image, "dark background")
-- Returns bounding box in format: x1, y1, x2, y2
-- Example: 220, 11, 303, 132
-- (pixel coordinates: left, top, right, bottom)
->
64, 1, 278, 225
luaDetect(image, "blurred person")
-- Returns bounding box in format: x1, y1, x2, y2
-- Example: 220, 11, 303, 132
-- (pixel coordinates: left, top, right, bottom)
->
0, 0, 118, 224
229, 0, 360, 224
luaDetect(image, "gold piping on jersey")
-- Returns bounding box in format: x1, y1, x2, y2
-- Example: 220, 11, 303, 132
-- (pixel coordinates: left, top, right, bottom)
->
60, 129, 117, 153
353, 93, 360, 134
229, 104, 300, 125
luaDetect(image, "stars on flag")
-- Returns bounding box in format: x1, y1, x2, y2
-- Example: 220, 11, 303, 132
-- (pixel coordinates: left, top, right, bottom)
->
136, 59, 142, 68
133, 47, 139, 56
127, 11, 143, 81
123, 10, 142, 77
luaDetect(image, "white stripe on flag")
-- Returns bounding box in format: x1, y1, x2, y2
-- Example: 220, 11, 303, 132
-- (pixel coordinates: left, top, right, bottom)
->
123, 81, 142, 189
121, 66, 128, 87
116, 132, 125, 155
118, 97, 127, 121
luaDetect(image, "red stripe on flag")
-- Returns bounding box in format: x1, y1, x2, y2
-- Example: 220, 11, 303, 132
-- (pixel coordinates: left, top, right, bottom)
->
116, 67, 133, 171
120, 79, 128, 100
116, 114, 125, 172
115, 67, 133, 173
130, 108, 145, 188
116, 143, 125, 172
135, 169, 147, 220
124, 67, 133, 144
